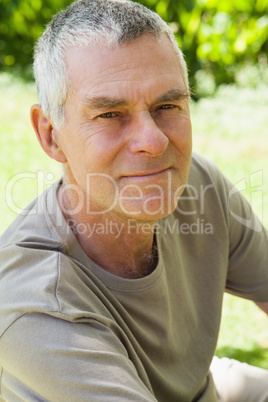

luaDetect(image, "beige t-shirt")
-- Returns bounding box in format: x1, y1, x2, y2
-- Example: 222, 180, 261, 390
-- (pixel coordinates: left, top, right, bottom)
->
0, 153, 267, 401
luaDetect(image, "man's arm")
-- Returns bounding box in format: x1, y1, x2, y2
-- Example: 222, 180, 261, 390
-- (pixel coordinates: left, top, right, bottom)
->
255, 301, 268, 315
0, 313, 157, 402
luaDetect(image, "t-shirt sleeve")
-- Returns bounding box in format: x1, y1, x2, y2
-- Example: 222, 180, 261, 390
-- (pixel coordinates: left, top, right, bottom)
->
226, 179, 268, 302
197, 154, 268, 302
0, 313, 157, 402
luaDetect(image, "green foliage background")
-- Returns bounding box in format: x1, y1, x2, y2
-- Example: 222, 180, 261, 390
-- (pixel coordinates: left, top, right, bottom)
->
1, 0, 268, 95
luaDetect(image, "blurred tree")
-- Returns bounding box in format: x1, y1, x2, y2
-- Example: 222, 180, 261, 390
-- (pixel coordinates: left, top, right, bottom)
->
0, 0, 73, 78
1, 0, 268, 93
138, 0, 268, 95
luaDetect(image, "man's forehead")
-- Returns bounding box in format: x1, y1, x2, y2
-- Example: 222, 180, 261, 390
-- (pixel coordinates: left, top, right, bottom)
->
65, 34, 180, 77
65, 35, 186, 105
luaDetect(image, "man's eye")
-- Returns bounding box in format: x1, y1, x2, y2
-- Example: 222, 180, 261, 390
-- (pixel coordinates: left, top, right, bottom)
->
98, 112, 117, 118
159, 104, 176, 110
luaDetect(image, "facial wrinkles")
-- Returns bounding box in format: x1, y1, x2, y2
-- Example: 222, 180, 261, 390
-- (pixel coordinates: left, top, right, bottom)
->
69, 57, 141, 96
66, 48, 186, 124
65, 85, 190, 158
79, 79, 187, 119
62, 39, 191, 169
87, 69, 183, 98
71, 56, 183, 101
75, 44, 176, 81
67, 87, 191, 172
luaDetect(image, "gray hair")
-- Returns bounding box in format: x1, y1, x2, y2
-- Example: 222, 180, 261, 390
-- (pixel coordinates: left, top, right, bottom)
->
33, 0, 189, 128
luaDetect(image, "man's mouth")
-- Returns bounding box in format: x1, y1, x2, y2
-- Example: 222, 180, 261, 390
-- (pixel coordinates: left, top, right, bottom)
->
121, 167, 172, 180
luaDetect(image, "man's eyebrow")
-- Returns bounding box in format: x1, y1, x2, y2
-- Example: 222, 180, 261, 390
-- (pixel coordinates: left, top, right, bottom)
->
153, 88, 191, 105
81, 96, 127, 109
81, 88, 191, 110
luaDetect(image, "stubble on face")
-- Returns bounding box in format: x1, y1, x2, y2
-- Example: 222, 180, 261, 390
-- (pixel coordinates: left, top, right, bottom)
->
57, 35, 192, 225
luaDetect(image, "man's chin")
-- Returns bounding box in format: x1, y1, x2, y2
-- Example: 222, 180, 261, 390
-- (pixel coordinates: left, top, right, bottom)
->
114, 197, 179, 222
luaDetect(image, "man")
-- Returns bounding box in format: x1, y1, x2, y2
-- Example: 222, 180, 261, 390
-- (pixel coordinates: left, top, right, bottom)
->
0, 0, 268, 401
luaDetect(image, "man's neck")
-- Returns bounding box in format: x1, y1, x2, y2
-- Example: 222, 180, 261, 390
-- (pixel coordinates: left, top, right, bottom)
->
58, 184, 158, 279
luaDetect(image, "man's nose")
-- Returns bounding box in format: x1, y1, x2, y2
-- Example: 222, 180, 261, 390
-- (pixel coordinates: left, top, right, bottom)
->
128, 112, 169, 156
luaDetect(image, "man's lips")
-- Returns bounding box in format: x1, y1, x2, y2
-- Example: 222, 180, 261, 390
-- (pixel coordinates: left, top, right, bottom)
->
121, 167, 172, 179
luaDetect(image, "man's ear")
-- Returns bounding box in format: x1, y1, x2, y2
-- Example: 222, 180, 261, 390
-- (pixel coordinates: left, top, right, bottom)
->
30, 104, 67, 163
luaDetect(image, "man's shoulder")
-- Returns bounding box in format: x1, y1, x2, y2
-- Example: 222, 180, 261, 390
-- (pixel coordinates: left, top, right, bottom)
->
0, 180, 116, 338
0, 180, 65, 251
0, 180, 67, 336
188, 152, 232, 199
189, 153, 225, 183
165, 153, 231, 235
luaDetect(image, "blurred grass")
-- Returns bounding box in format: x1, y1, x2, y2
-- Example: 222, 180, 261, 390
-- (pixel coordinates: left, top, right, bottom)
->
191, 83, 268, 369
0, 73, 62, 230
0, 73, 268, 368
